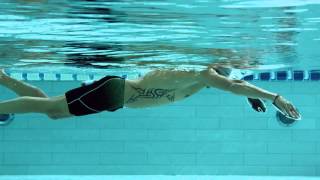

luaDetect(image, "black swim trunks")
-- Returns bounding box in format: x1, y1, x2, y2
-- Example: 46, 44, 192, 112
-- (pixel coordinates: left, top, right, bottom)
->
65, 75, 125, 116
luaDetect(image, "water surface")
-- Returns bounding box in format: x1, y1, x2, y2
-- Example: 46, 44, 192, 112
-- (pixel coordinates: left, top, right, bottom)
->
0, 0, 319, 73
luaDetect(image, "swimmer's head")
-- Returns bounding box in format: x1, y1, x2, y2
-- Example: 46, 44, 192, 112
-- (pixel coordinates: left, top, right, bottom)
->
215, 67, 232, 77
206, 66, 232, 89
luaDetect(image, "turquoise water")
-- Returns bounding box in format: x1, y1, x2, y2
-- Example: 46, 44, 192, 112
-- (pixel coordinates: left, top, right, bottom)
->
0, 0, 319, 72
1, 0, 320, 177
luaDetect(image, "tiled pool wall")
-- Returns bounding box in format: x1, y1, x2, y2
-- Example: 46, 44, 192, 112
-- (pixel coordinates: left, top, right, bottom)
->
0, 69, 320, 176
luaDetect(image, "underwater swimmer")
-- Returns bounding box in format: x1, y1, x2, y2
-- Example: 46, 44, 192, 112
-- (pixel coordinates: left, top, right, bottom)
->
0, 65, 300, 122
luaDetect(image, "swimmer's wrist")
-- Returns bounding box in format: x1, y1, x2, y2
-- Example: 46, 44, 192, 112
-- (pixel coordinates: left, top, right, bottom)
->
272, 94, 281, 104
263, 93, 278, 102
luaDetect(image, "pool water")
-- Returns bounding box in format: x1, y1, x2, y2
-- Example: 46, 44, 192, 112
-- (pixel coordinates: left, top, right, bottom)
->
0, 0, 319, 72
1, 0, 320, 177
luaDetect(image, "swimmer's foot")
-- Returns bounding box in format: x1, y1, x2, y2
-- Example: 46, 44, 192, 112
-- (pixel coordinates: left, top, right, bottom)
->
247, 98, 266, 112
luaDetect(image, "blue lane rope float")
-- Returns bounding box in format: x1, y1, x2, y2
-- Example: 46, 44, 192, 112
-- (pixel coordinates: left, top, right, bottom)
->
0, 113, 15, 126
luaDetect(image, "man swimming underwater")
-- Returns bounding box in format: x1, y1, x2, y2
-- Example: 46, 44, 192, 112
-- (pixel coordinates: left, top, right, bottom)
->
0, 65, 301, 123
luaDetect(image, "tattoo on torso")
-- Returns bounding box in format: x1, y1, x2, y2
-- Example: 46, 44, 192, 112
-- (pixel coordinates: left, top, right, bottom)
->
126, 85, 176, 104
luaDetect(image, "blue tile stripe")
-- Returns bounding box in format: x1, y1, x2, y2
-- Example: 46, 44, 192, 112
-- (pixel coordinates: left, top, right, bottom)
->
4, 70, 320, 81
293, 70, 304, 81
240, 70, 318, 81
5, 71, 131, 81
241, 69, 317, 81
310, 70, 320, 80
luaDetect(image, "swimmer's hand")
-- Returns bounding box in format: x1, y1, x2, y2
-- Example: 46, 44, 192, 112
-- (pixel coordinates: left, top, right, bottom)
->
272, 95, 301, 120
247, 98, 266, 112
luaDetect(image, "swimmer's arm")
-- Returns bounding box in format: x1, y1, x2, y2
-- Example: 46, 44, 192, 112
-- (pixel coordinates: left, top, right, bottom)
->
202, 68, 301, 119
201, 67, 277, 101
229, 80, 277, 101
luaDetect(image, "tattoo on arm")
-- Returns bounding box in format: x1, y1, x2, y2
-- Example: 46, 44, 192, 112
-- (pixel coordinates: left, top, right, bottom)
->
127, 85, 176, 104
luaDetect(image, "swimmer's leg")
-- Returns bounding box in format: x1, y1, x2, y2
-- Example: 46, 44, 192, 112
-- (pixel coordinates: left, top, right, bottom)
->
0, 96, 53, 114
0, 95, 73, 120
0, 70, 73, 120
0, 69, 48, 98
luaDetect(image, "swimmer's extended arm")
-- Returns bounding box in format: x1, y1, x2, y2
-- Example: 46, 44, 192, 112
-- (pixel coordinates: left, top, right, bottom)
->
201, 67, 276, 100
201, 67, 300, 119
